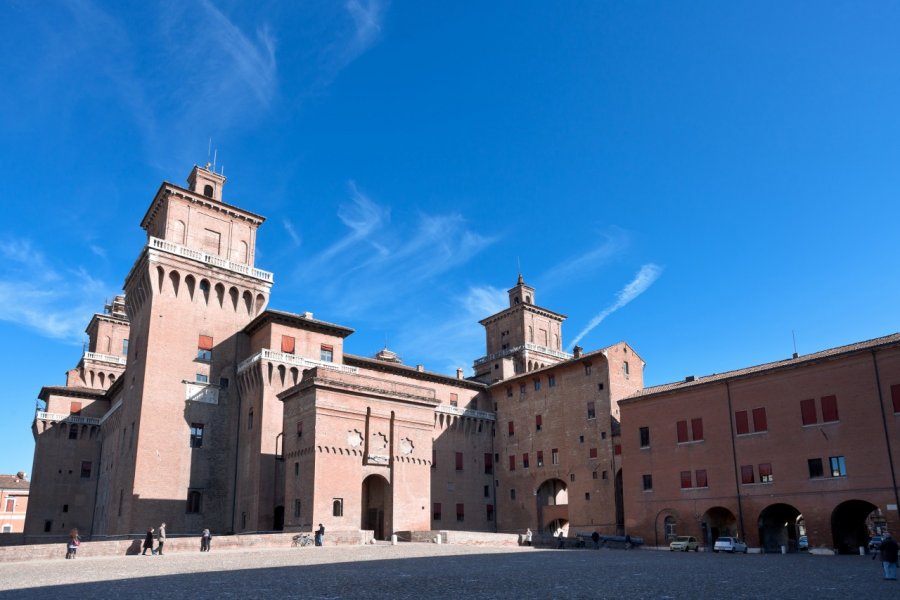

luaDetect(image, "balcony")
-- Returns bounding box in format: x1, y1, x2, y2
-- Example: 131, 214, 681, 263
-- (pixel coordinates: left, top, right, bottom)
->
35, 411, 101, 426
83, 352, 127, 366
149, 236, 274, 283
434, 404, 496, 421
237, 348, 359, 375
473, 343, 573, 366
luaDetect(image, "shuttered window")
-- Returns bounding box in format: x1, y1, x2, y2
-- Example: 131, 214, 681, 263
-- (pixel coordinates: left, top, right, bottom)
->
820, 395, 839, 422
281, 335, 295, 354
800, 398, 817, 425
676, 420, 688, 443
752, 408, 768, 432
892, 384, 900, 413
759, 463, 773, 483
695, 469, 708, 488
680, 471, 692, 489
484, 453, 493, 474
741, 465, 754, 484
509, 455, 516, 471
691, 418, 704, 441
735, 411, 749, 435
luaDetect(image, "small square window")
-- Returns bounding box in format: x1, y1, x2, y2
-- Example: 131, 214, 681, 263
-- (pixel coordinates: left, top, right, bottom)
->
196, 373, 209, 383
808, 458, 824, 478
639, 426, 650, 448
585, 492, 590, 500
533, 379, 541, 391
320, 345, 334, 362
548, 375, 556, 387
569, 473, 576, 482
510, 489, 516, 500
642, 474, 653, 490
592, 471, 598, 479
433, 503, 442, 520
829, 455, 846, 477
190, 423, 204, 449
589, 447, 598, 459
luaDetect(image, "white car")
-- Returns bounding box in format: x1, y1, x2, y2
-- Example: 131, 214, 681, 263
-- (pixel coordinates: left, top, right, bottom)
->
713, 537, 748, 553
669, 536, 700, 552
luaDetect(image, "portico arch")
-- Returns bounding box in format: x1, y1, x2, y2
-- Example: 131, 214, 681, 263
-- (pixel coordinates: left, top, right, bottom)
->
536, 478, 568, 533
757, 503, 802, 553
831, 499, 878, 554
701, 506, 738, 547
362, 474, 391, 541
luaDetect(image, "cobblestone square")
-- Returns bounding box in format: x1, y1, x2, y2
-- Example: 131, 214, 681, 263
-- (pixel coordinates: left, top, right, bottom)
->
0, 545, 895, 599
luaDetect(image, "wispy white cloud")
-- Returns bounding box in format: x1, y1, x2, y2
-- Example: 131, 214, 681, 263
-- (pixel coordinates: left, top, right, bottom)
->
0, 239, 115, 344
538, 228, 630, 292
569, 264, 663, 349
282, 219, 302, 247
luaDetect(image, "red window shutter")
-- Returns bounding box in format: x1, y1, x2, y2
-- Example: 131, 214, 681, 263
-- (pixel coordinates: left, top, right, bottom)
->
741, 465, 754, 484
484, 453, 492, 468
321, 344, 334, 352
508, 421, 515, 436
509, 455, 516, 471
676, 420, 688, 443
735, 411, 749, 435
70, 402, 82, 415
456, 503, 464, 518
800, 399, 817, 425
695, 469, 708, 487
455, 452, 463, 470
691, 418, 703, 441
198, 335, 214, 350
752, 407, 768, 432
589, 447, 598, 459
614, 444, 622, 455
820, 395, 839, 422
522, 453, 529, 467
759, 463, 772, 479
680, 471, 692, 488
281, 335, 295, 354
536, 415, 542, 428
892, 384, 900, 413
537, 450, 544, 464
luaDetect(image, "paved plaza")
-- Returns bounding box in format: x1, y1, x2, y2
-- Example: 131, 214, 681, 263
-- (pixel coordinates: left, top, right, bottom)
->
0, 544, 894, 599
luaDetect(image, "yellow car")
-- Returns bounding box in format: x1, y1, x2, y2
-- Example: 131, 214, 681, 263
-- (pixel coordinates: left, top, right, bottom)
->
669, 536, 700, 552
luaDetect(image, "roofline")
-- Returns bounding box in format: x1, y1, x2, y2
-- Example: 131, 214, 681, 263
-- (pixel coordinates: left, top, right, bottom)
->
244, 309, 355, 338
621, 332, 900, 404
344, 354, 486, 390
486, 346, 611, 387
139, 181, 266, 231
479, 303, 567, 326
38, 386, 108, 402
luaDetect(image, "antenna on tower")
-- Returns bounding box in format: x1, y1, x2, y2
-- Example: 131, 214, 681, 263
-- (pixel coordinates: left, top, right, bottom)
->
207, 138, 212, 169
213, 148, 218, 173
517, 256, 522, 276
792, 330, 799, 359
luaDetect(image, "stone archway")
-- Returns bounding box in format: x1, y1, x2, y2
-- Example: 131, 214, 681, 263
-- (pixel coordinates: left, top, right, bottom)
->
757, 503, 802, 553
536, 478, 568, 533
362, 474, 391, 541
702, 506, 738, 547
831, 499, 878, 554
273, 505, 284, 531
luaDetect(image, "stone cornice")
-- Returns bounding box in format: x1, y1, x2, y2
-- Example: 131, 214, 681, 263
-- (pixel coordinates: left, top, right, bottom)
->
139, 182, 266, 232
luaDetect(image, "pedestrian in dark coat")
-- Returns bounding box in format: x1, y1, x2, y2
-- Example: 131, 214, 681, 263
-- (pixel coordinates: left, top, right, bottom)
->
315, 523, 325, 546
201, 528, 211, 552
142, 527, 154, 555
880, 533, 898, 581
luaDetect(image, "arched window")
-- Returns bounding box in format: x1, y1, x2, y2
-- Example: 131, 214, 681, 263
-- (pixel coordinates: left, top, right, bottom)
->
333, 498, 343, 517
187, 491, 202, 513
203, 184, 214, 198
171, 220, 186, 244
664, 516, 677, 540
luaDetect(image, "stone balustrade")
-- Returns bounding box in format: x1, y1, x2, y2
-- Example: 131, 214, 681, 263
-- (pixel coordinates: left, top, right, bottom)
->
83, 352, 127, 366
35, 411, 101, 426
149, 236, 274, 282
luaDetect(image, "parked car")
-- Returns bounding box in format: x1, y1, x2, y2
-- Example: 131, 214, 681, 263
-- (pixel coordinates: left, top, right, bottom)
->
868, 536, 884, 552
798, 535, 808, 551
669, 536, 700, 552
713, 537, 748, 553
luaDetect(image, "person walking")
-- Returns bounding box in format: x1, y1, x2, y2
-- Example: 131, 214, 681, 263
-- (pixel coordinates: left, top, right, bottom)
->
157, 522, 167, 556
880, 533, 898, 581
142, 527, 154, 555
557, 531, 565, 549
65, 528, 81, 559
524, 528, 533, 547
315, 523, 325, 547
201, 528, 211, 552
591, 531, 600, 549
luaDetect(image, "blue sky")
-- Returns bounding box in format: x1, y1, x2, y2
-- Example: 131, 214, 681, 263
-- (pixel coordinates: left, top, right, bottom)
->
1, 1, 898, 476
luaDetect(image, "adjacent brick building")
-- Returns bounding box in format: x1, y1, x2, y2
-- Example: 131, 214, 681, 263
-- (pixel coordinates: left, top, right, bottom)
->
620, 334, 900, 553
0, 473, 29, 535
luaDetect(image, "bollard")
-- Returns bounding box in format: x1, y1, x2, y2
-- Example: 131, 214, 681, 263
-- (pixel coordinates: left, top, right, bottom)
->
436, 534, 442, 545
391, 534, 397, 545
781, 545, 786, 554
859, 546, 865, 556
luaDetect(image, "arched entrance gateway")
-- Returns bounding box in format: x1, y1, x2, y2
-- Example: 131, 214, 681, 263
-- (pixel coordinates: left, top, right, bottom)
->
831, 499, 878, 554
361, 475, 391, 541
757, 503, 803, 553
536, 478, 568, 534
702, 507, 738, 547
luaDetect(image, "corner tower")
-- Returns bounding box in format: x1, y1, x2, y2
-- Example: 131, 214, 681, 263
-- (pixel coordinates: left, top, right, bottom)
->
472, 275, 571, 382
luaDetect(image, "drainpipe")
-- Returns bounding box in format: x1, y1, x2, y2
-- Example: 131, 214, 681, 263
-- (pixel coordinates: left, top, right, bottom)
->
230, 366, 243, 535
725, 381, 746, 540
89, 427, 103, 539
871, 351, 900, 515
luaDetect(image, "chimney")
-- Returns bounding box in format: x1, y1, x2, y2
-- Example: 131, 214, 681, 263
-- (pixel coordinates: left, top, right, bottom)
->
573, 346, 583, 358
416, 365, 425, 372
16, 471, 26, 480
685, 376, 695, 382
456, 368, 464, 380
303, 312, 314, 319
792, 352, 799, 359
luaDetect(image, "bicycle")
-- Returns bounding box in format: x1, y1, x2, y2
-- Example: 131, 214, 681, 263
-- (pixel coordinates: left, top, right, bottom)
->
292, 533, 314, 547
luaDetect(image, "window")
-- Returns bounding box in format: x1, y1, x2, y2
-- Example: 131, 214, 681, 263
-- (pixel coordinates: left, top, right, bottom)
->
677, 419, 703, 443
486, 504, 494, 521
585, 492, 591, 501
584, 363, 592, 375
535, 415, 542, 431
508, 421, 515, 437
676, 420, 688, 443
519, 383, 526, 395
589, 447, 598, 459
5, 499, 14, 512
614, 444, 622, 455
123, 339, 129, 355
294, 499, 301, 518
680, 471, 692, 489
190, 423, 204, 448
248, 407, 254, 430
506, 386, 513, 398
484, 453, 493, 474
219, 377, 229, 388
333, 498, 343, 517
509, 455, 516, 471
484, 485, 490, 498
569, 473, 576, 482
44, 520, 53, 533
579, 435, 584, 443
892, 384, 900, 413
586, 401, 596, 419
510, 489, 516, 500
548, 375, 556, 387
186, 491, 202, 513
691, 418, 704, 441
821, 395, 839, 422
735, 410, 750, 435
695, 470, 708, 488
741, 465, 754, 484
623, 361, 630, 378
537, 450, 544, 467
455, 452, 464, 471
551, 448, 559, 465
522, 453, 530, 468
456, 503, 465, 522
639, 426, 650, 448
829, 456, 846, 477
752, 408, 768, 432
642, 474, 653, 491
450, 393, 458, 407
433, 503, 442, 520
196, 373, 209, 383
320, 345, 334, 362
80, 461, 92, 479
598, 382, 604, 391
294, 462, 299, 476
70, 402, 82, 415
808, 458, 824, 478
759, 463, 773, 483
281, 335, 295, 354
197, 335, 213, 360
68, 425, 78, 440
241, 512, 247, 529
800, 398, 817, 425
297, 421, 303, 437
592, 471, 598, 480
